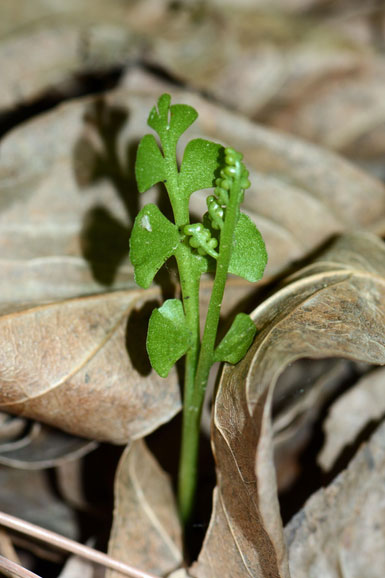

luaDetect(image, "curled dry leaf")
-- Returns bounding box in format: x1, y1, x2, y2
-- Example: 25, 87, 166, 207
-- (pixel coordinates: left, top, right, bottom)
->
318, 366, 385, 472
285, 419, 385, 578
107, 440, 183, 578
0, 422, 97, 470
191, 233, 385, 578
57, 539, 104, 578
0, 290, 181, 444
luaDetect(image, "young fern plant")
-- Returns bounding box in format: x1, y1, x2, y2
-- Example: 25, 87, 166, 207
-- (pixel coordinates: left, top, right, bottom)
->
130, 94, 267, 525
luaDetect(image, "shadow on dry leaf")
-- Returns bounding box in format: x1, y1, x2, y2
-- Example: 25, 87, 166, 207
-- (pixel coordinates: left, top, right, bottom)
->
73, 98, 137, 287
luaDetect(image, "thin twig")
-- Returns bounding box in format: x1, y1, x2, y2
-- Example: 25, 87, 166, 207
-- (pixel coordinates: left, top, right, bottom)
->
0, 554, 41, 578
0, 511, 160, 578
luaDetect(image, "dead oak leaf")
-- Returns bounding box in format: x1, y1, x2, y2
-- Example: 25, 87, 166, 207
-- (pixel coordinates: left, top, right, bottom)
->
107, 440, 183, 578
0, 290, 181, 444
192, 233, 385, 578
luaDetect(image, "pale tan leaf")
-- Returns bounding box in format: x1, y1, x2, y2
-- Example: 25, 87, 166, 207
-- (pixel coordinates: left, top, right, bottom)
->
57, 551, 97, 578
0, 0, 142, 111
0, 527, 20, 565
0, 258, 135, 312
191, 233, 385, 578
0, 290, 181, 444
0, 414, 26, 443
285, 419, 385, 578
167, 570, 189, 578
107, 440, 183, 578
318, 366, 385, 472
267, 59, 385, 162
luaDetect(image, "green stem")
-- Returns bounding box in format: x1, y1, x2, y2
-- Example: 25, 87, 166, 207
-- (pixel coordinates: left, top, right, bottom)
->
177, 171, 242, 525
160, 135, 204, 524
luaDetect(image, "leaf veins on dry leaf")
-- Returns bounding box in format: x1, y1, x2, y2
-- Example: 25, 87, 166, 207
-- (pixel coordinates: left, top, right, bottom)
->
0, 289, 181, 444
107, 440, 183, 577
191, 233, 385, 577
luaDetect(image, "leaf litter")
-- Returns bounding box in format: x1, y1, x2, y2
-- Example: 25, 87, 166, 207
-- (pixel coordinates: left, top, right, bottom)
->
0, 5, 384, 571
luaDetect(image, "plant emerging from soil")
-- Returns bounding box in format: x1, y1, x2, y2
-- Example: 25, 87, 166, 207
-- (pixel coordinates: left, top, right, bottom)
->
130, 94, 267, 525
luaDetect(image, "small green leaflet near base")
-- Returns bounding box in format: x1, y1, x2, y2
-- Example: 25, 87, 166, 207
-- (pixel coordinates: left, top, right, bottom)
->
147, 299, 192, 378
229, 213, 268, 282
214, 313, 257, 364
130, 204, 180, 289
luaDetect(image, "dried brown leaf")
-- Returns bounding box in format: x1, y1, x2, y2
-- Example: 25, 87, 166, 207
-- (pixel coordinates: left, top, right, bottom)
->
192, 233, 385, 578
318, 366, 385, 472
107, 440, 183, 578
1, 1, 384, 167
0, 422, 97, 469
139, 3, 385, 164
0, 259, 136, 313
285, 419, 385, 578
0, 290, 181, 444
0, 0, 143, 111
267, 59, 385, 163
0, 467, 78, 539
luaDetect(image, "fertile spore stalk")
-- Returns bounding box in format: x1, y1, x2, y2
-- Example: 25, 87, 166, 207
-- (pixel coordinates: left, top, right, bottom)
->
130, 94, 267, 526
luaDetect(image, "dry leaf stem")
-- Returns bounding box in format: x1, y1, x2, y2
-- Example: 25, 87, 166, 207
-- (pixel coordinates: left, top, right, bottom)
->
0, 554, 41, 578
0, 511, 159, 578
